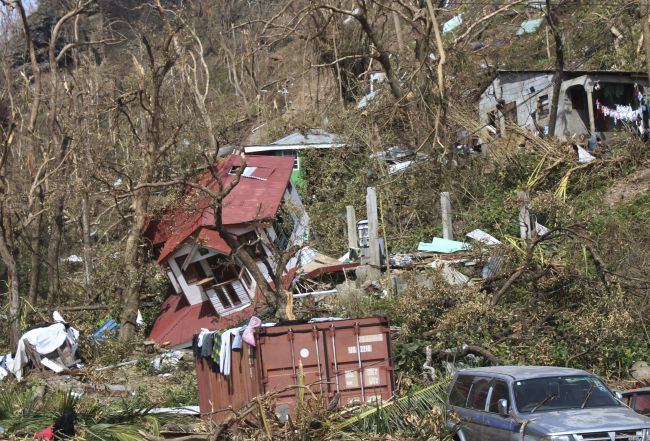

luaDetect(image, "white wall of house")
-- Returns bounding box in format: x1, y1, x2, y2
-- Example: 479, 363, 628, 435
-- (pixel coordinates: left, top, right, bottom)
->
166, 243, 218, 305
479, 72, 555, 134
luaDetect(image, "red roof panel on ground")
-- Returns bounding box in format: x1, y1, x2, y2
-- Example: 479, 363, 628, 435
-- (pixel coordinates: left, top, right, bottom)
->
148, 269, 297, 348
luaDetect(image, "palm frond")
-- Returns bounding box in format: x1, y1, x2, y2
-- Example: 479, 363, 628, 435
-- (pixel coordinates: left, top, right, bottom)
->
330, 383, 447, 434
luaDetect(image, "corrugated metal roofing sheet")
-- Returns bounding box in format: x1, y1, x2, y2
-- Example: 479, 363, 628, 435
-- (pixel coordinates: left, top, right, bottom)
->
145, 155, 294, 263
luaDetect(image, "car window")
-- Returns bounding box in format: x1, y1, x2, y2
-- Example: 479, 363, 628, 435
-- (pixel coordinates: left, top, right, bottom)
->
514, 376, 620, 413
449, 375, 474, 407
488, 380, 510, 413
467, 377, 491, 411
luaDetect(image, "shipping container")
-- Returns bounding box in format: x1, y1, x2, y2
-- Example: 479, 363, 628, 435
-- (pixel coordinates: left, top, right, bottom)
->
194, 316, 395, 421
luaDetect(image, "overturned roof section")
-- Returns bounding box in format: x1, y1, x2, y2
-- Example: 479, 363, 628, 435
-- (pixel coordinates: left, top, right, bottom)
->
149, 268, 297, 348
144, 155, 294, 263
244, 128, 344, 153
148, 293, 254, 349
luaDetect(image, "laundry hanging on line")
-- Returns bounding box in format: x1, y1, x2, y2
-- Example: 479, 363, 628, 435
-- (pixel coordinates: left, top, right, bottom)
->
596, 100, 643, 123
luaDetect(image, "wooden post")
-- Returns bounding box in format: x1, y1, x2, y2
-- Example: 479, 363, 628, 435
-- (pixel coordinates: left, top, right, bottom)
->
518, 190, 532, 240
366, 187, 381, 268
392, 11, 404, 52
440, 192, 453, 240
346, 205, 359, 259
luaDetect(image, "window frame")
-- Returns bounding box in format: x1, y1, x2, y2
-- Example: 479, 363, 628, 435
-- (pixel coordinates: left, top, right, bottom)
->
466, 376, 492, 412
449, 375, 475, 408
537, 94, 550, 117
487, 379, 511, 413
174, 255, 207, 284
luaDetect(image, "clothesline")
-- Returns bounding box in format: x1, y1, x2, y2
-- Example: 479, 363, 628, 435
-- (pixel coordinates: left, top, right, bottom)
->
596, 100, 643, 124
192, 316, 348, 377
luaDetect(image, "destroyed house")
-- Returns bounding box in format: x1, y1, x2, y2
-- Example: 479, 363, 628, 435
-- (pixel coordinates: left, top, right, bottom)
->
144, 155, 309, 348
244, 129, 344, 188
479, 70, 649, 140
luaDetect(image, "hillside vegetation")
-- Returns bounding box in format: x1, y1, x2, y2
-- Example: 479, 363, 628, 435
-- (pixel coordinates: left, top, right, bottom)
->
1, 0, 650, 438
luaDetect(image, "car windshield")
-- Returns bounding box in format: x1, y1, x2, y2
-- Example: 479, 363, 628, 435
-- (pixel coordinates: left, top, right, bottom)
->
514, 376, 620, 413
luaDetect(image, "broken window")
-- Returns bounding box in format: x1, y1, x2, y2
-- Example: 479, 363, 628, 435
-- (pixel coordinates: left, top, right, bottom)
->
214, 283, 242, 309
206, 254, 239, 283
239, 230, 266, 259
537, 94, 550, 117
174, 255, 207, 284
215, 288, 232, 308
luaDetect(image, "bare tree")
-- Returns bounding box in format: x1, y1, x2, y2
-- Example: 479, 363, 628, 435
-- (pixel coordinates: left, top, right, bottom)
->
118, 3, 184, 340
545, 0, 564, 138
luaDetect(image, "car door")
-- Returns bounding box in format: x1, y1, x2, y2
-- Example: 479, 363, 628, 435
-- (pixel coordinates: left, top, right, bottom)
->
448, 375, 474, 438
463, 376, 492, 441
482, 379, 520, 441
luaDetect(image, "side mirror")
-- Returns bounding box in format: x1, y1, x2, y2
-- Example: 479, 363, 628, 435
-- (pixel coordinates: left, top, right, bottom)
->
615, 391, 623, 400
498, 398, 509, 417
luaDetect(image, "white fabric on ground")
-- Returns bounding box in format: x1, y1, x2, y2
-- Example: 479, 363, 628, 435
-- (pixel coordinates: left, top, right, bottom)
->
11, 323, 79, 382
53, 311, 67, 324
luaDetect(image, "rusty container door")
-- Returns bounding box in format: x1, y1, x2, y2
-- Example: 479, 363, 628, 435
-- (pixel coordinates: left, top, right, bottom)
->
256, 316, 395, 417
196, 334, 262, 422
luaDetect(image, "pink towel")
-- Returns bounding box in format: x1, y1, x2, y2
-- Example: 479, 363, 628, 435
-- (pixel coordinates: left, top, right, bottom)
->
242, 316, 262, 347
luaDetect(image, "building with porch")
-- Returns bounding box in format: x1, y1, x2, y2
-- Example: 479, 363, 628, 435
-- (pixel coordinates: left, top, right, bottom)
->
479, 70, 649, 140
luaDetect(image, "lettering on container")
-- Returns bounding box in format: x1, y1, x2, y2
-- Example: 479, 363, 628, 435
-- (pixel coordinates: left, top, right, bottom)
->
344, 370, 359, 388
364, 367, 380, 386
359, 334, 384, 343
347, 345, 372, 354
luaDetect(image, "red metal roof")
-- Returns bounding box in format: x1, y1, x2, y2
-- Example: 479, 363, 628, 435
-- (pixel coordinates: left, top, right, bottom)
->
148, 293, 257, 348
145, 155, 294, 263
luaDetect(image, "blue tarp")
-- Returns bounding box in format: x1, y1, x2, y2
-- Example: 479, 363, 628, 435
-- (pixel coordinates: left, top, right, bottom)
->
92, 318, 119, 341
516, 18, 543, 36
417, 237, 471, 253
443, 14, 463, 34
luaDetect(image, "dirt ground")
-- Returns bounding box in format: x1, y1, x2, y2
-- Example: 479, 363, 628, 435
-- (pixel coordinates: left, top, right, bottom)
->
602, 168, 650, 208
